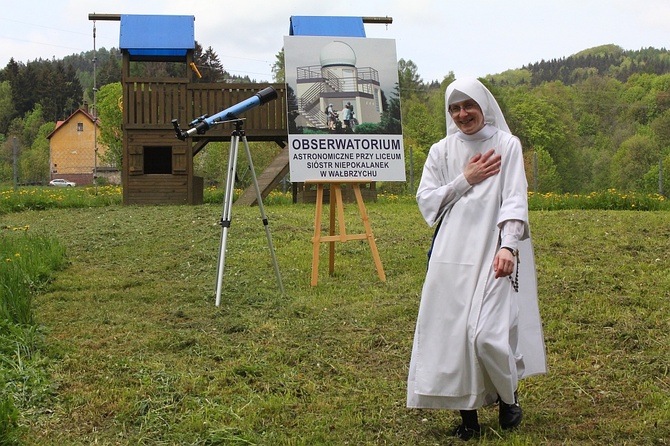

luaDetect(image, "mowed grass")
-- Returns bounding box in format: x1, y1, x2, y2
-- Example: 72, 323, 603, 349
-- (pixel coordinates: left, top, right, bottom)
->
2, 202, 670, 445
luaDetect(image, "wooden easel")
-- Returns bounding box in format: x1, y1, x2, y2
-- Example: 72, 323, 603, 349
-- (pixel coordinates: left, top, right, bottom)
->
308, 181, 386, 286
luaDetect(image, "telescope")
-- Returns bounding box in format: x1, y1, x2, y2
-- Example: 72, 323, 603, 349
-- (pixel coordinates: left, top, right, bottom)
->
171, 85, 284, 302
172, 86, 278, 140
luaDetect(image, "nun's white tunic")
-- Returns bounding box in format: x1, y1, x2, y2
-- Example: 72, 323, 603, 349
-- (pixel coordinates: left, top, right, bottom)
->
406, 123, 547, 410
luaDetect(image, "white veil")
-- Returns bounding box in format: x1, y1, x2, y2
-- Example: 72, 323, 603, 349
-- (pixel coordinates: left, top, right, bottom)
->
445, 78, 510, 136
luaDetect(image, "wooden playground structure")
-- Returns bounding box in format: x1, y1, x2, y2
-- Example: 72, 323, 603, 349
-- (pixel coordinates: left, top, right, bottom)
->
90, 13, 289, 205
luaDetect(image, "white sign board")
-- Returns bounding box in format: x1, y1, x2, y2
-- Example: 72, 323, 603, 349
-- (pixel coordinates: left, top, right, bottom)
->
284, 35, 405, 182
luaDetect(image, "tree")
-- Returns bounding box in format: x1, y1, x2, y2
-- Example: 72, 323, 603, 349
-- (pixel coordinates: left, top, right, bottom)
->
20, 104, 45, 148
11, 62, 39, 118
651, 109, 670, 152
505, 91, 575, 191
19, 121, 53, 184
0, 134, 13, 183
397, 59, 424, 98
400, 101, 435, 190
36, 61, 60, 122
402, 101, 442, 150
193, 141, 226, 185
193, 42, 227, 82
378, 85, 402, 134
271, 48, 285, 83
96, 49, 122, 87
0, 80, 15, 134
193, 141, 283, 187
641, 152, 670, 195
3, 58, 82, 124
524, 148, 561, 193
1, 58, 20, 84
397, 59, 423, 116
62, 63, 83, 117
622, 73, 659, 125
610, 134, 659, 191
96, 82, 123, 169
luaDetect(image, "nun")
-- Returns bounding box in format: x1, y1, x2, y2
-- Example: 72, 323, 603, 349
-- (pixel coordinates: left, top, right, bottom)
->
407, 78, 547, 441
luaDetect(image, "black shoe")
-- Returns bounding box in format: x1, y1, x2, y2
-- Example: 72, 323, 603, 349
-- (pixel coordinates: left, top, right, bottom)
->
452, 423, 481, 441
498, 391, 523, 430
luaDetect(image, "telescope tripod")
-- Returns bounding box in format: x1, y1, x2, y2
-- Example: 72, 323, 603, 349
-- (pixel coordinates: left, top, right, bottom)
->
215, 120, 284, 306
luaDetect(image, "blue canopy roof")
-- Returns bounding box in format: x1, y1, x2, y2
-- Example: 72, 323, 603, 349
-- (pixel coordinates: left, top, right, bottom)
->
289, 16, 366, 37
120, 15, 195, 58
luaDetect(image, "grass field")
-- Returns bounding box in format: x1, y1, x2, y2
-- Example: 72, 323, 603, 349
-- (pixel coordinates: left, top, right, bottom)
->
2, 201, 670, 445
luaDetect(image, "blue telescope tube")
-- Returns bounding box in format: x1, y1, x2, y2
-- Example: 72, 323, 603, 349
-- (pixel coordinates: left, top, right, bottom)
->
172, 86, 277, 139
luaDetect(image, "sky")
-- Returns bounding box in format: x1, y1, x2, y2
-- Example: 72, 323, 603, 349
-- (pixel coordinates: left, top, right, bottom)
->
1, 0, 669, 83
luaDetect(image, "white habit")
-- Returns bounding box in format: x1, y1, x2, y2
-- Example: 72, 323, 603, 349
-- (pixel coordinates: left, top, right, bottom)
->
407, 79, 546, 410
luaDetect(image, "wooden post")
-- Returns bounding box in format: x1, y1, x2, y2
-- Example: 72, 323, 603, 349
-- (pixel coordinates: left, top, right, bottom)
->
309, 181, 386, 286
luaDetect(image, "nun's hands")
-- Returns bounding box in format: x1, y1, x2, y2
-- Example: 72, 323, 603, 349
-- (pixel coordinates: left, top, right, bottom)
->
464, 149, 501, 185
494, 248, 515, 278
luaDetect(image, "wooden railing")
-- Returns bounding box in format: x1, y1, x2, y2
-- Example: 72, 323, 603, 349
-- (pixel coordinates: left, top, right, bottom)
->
123, 81, 288, 141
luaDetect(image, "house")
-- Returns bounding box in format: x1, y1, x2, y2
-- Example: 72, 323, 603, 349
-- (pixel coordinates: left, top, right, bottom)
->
46, 107, 119, 186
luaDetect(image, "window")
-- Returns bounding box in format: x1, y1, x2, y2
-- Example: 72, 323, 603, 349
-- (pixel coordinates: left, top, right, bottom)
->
143, 146, 172, 174
77, 122, 84, 132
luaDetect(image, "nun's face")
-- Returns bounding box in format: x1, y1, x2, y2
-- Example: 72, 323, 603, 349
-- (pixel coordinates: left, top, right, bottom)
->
448, 99, 485, 135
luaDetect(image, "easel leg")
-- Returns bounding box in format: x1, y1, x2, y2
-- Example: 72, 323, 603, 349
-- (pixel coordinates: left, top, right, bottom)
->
328, 184, 337, 275
310, 181, 386, 286
311, 183, 324, 286
353, 184, 386, 282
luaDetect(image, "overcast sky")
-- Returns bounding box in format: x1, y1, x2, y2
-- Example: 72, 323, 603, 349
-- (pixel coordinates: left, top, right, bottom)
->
1, 0, 669, 83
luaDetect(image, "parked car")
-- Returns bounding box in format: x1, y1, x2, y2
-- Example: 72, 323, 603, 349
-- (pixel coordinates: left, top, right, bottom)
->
48, 179, 76, 187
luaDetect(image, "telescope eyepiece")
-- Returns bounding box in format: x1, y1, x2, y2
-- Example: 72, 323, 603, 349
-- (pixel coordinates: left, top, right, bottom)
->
172, 119, 187, 141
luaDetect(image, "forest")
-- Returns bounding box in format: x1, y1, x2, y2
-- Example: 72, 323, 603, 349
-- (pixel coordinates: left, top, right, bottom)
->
1, 43, 670, 194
